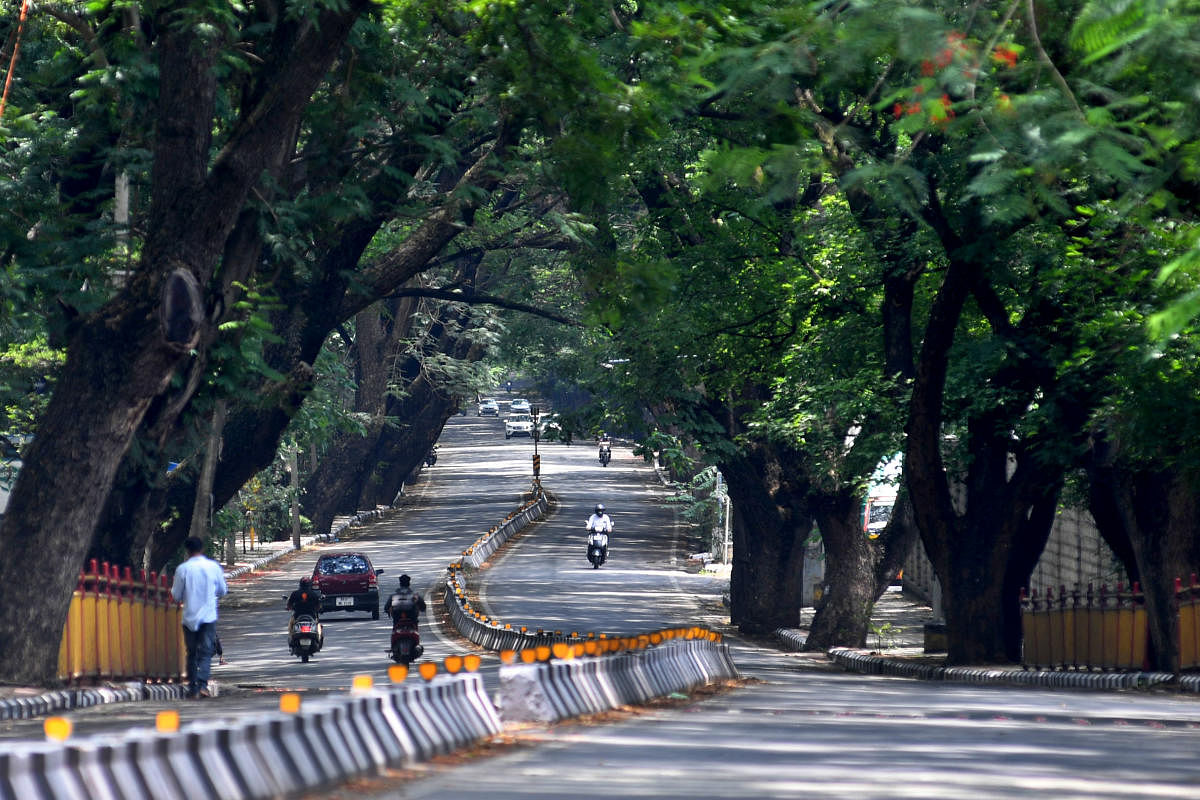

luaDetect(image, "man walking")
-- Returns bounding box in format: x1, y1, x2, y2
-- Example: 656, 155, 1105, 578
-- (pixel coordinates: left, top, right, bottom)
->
170, 536, 228, 699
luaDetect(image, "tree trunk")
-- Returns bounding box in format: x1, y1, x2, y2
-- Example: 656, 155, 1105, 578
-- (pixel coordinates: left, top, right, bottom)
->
189, 399, 227, 543
806, 488, 919, 650
1087, 454, 1200, 671
721, 443, 811, 634
807, 489, 877, 649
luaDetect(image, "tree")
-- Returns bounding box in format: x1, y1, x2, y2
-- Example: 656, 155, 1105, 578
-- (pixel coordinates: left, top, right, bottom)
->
0, 0, 676, 685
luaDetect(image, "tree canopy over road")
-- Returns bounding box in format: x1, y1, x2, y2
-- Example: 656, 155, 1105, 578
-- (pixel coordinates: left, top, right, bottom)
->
1, 0, 1199, 683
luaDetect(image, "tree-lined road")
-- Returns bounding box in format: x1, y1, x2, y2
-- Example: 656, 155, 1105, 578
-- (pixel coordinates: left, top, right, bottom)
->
6, 410, 1200, 799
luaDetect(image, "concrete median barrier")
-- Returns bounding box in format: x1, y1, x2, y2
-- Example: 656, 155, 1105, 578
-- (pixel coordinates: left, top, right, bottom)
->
499, 639, 738, 724
0, 671, 504, 800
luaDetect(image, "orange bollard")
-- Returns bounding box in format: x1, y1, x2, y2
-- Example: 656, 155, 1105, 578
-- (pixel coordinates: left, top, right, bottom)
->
156, 710, 180, 733
44, 717, 72, 742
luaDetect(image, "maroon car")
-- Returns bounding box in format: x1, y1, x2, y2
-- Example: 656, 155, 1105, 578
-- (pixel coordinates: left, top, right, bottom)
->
311, 552, 383, 620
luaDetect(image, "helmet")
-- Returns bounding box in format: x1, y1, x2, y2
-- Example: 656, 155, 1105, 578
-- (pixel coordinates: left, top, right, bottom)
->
299, 577, 312, 589
398, 574, 411, 587
594, 504, 605, 515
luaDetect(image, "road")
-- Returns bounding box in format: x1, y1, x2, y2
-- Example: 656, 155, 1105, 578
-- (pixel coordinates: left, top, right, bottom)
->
0, 403, 545, 739
9, 404, 1200, 799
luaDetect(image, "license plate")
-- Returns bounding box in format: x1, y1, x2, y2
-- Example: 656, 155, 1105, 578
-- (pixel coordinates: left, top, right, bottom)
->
299, 638, 312, 646
336, 596, 354, 606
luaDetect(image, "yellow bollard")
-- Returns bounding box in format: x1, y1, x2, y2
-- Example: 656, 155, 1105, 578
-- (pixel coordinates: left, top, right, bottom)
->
44, 717, 72, 742
418, 662, 438, 681
351, 674, 374, 693
388, 665, 409, 683
280, 693, 302, 713
156, 710, 180, 733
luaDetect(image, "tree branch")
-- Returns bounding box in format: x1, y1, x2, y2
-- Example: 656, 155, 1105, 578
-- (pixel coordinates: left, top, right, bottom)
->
385, 285, 579, 326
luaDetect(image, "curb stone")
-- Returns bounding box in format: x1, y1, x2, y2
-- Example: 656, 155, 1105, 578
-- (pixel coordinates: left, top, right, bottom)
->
823, 645, 1182, 693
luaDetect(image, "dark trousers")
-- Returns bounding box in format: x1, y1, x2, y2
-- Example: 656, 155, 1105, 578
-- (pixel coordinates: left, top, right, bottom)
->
182, 621, 217, 696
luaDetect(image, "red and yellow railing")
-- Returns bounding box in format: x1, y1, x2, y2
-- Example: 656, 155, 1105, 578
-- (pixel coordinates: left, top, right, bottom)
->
57, 560, 185, 684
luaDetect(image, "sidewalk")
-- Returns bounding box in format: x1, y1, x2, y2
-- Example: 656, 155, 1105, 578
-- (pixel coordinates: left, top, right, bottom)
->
778, 587, 1200, 693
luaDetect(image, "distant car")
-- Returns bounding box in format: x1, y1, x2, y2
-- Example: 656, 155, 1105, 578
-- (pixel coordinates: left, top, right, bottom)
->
505, 414, 534, 439
311, 552, 383, 619
478, 398, 500, 416
509, 398, 531, 413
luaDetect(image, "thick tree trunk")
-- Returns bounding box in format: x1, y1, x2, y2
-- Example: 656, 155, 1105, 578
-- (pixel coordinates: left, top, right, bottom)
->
1087, 456, 1200, 671
304, 419, 389, 538
807, 490, 877, 649
806, 489, 919, 650
721, 443, 810, 634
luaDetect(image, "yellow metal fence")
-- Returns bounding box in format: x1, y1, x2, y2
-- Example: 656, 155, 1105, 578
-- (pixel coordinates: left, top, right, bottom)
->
57, 559, 185, 684
1020, 582, 1148, 671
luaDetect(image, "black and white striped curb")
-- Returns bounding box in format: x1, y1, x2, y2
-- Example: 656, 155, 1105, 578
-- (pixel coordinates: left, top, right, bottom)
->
0, 672, 500, 800
460, 494, 548, 569
0, 682, 189, 723
498, 639, 739, 724
446, 491, 568, 651
827, 647, 1180, 691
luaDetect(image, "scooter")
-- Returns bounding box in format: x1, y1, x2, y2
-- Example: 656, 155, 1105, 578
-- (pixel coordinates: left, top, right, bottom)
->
424, 445, 438, 466
390, 620, 424, 664
289, 614, 322, 663
599, 445, 611, 467
587, 531, 608, 568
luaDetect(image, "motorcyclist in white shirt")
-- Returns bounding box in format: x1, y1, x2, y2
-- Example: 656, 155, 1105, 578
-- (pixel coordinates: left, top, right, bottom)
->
586, 503, 613, 561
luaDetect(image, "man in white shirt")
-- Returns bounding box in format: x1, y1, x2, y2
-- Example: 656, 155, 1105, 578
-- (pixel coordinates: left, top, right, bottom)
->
170, 536, 228, 699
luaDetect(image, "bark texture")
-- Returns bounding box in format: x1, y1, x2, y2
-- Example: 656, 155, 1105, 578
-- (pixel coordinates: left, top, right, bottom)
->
721, 442, 811, 634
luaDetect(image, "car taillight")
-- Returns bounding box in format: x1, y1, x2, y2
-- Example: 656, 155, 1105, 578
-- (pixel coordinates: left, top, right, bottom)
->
367, 573, 377, 587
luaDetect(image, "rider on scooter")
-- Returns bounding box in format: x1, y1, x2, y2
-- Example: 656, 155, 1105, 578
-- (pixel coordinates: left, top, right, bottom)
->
586, 503, 613, 561
385, 574, 426, 629
597, 433, 612, 463
286, 577, 324, 651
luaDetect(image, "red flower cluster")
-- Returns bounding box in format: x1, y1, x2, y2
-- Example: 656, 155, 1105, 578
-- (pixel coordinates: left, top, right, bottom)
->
992, 46, 1018, 68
